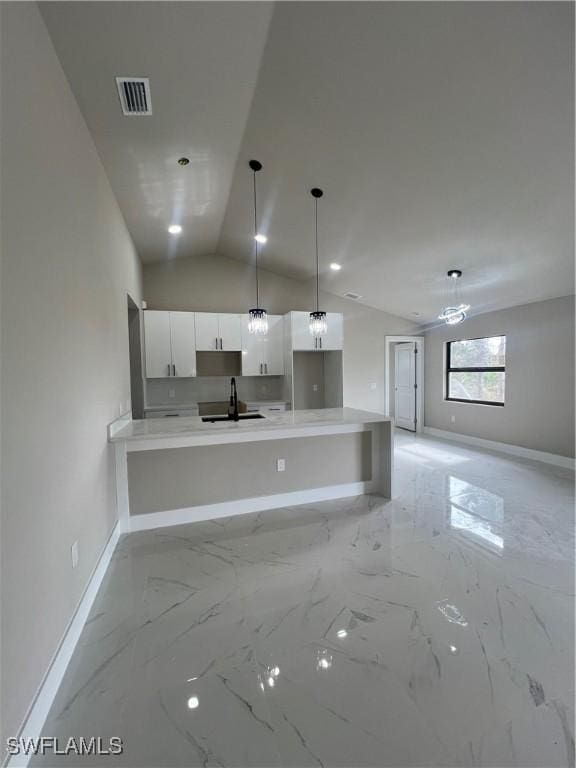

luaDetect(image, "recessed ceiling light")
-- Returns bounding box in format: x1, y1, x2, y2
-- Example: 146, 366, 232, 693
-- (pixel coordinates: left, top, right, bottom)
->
168, 224, 182, 235
254, 233, 267, 244
330, 263, 342, 271
178, 157, 190, 166
187, 696, 199, 709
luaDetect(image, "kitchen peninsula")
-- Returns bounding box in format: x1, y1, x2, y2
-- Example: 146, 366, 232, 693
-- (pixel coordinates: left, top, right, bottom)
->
109, 408, 393, 532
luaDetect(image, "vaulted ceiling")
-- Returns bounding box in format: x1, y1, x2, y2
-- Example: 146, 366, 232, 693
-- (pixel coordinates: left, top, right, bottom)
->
41, 1, 574, 322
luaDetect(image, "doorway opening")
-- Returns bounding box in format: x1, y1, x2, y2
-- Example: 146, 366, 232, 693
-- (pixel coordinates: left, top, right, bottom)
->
127, 295, 144, 419
384, 336, 424, 433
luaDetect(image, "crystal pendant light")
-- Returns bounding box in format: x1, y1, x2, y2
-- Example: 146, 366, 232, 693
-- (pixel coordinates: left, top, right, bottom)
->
438, 269, 470, 325
247, 160, 268, 335
309, 188, 327, 336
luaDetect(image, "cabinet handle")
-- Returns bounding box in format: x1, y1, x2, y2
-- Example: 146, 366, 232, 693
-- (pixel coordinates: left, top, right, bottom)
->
265, 363, 268, 374
167, 363, 171, 376
215, 337, 218, 350
172, 364, 176, 376
260, 363, 263, 375
219, 337, 223, 350
319, 338, 323, 349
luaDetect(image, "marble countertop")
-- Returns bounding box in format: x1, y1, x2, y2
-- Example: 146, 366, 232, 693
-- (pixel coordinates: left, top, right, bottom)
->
110, 407, 390, 444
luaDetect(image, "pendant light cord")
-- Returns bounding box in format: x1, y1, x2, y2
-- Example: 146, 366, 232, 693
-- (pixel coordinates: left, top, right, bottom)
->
253, 170, 259, 308
315, 197, 319, 312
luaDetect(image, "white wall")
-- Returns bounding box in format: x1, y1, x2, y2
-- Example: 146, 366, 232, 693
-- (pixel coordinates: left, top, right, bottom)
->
143, 254, 419, 413
424, 296, 575, 457
0, 3, 142, 747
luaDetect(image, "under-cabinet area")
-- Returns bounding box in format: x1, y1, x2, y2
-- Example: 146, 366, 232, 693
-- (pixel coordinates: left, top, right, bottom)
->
142, 309, 344, 414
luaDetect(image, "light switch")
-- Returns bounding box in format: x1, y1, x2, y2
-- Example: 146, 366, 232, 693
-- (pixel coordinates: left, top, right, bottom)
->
277, 459, 286, 472
450, 415, 456, 423
313, 384, 318, 392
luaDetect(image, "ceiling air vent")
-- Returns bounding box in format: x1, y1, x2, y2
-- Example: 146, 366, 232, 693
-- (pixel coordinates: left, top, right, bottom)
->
115, 77, 152, 116
342, 291, 363, 300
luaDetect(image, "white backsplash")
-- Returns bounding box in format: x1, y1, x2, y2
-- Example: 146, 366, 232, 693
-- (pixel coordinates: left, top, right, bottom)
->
145, 376, 285, 406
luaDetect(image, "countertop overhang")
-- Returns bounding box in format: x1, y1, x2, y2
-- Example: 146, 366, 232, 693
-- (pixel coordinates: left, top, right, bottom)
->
110, 408, 391, 452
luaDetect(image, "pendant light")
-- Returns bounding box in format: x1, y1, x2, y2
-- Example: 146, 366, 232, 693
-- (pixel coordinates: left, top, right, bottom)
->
247, 160, 268, 334
309, 188, 328, 336
438, 269, 470, 325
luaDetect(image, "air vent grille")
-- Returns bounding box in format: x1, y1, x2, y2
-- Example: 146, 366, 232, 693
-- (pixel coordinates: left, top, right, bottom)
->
115, 77, 152, 116
342, 291, 363, 300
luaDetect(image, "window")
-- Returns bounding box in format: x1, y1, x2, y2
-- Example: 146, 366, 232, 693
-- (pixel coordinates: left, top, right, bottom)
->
446, 335, 506, 406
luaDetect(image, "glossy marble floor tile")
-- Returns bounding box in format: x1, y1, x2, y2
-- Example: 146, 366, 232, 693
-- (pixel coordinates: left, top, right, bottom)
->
34, 432, 575, 767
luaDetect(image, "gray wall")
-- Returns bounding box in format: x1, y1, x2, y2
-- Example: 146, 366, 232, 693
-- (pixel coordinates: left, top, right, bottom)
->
128, 433, 371, 514
143, 254, 419, 413
0, 3, 142, 747
424, 296, 575, 457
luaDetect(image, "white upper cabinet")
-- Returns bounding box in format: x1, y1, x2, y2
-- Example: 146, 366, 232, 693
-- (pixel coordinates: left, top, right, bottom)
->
194, 313, 219, 351
144, 311, 172, 378
241, 315, 285, 375
218, 313, 242, 351
195, 313, 242, 351
321, 313, 344, 350
144, 310, 196, 378
288, 311, 343, 351
290, 312, 316, 350
170, 312, 197, 377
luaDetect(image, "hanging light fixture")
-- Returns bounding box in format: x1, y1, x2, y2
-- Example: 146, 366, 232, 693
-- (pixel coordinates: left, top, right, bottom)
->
247, 160, 268, 335
438, 269, 470, 325
309, 188, 328, 336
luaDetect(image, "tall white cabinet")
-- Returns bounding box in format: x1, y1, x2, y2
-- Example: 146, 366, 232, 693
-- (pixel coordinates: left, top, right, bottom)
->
241, 315, 284, 375
144, 311, 196, 378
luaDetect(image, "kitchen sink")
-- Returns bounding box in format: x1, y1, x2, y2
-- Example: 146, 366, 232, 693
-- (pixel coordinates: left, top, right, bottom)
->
201, 413, 265, 423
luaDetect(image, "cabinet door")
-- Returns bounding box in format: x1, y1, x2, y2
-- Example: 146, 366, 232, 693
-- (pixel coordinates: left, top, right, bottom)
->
320, 313, 344, 350
219, 314, 242, 351
170, 312, 196, 377
290, 312, 315, 350
194, 313, 220, 351
263, 315, 285, 374
240, 315, 264, 375
144, 311, 172, 378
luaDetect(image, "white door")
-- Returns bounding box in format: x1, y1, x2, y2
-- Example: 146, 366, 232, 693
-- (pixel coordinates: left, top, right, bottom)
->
170, 312, 196, 377
290, 312, 315, 350
218, 314, 242, 351
394, 343, 416, 431
240, 315, 264, 375
144, 311, 172, 378
263, 315, 284, 374
195, 313, 219, 351
320, 313, 343, 350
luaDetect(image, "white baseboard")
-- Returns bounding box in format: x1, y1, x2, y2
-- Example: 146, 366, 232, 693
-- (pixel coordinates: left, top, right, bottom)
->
423, 427, 575, 470
6, 523, 121, 768
128, 482, 370, 532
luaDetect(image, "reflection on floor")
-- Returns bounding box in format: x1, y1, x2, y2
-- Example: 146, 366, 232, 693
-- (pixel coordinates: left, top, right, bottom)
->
34, 431, 575, 767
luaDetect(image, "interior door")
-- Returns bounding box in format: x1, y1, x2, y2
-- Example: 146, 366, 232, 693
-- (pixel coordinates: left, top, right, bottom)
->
240, 315, 263, 375
218, 314, 242, 351
170, 312, 196, 377
144, 311, 172, 378
394, 343, 416, 431
263, 315, 285, 374
194, 313, 219, 351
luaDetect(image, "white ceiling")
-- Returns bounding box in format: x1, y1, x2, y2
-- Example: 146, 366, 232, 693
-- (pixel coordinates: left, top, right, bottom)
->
42, 2, 573, 323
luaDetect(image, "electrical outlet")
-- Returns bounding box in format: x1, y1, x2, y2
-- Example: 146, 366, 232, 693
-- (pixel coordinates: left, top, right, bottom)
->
313, 384, 318, 392
277, 458, 286, 472
71, 540, 79, 569
450, 415, 456, 424
169, 388, 176, 399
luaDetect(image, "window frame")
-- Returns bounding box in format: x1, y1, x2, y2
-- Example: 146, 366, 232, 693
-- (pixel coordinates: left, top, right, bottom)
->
445, 335, 506, 407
